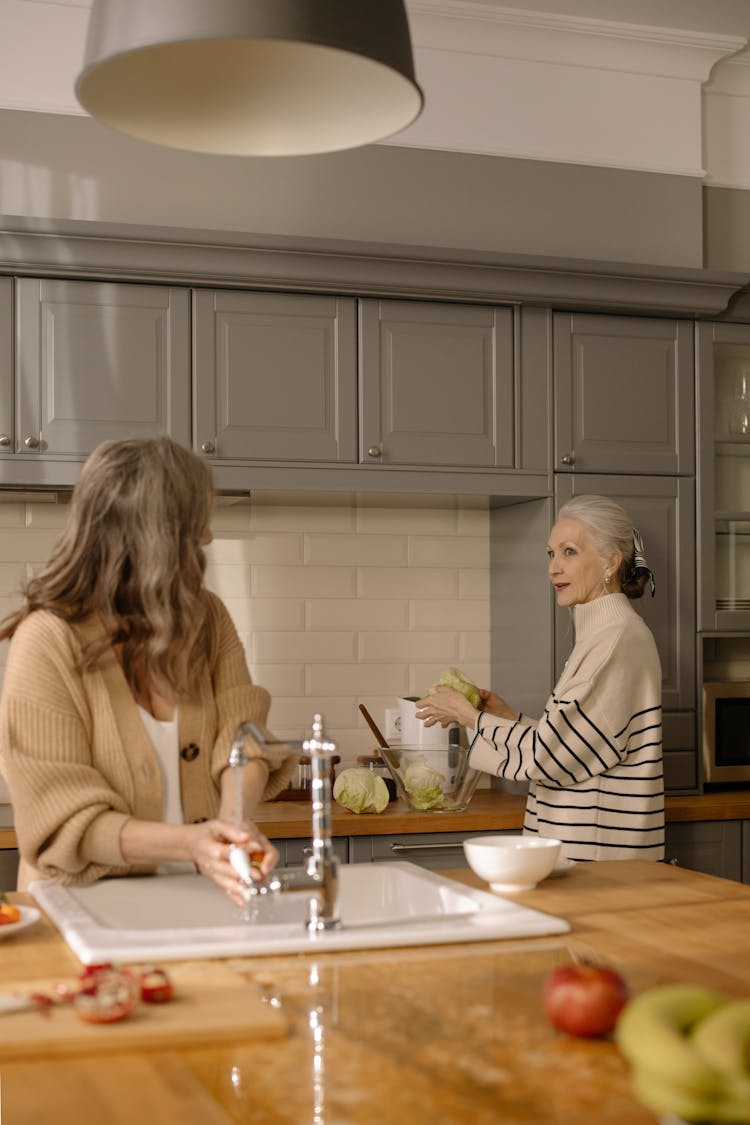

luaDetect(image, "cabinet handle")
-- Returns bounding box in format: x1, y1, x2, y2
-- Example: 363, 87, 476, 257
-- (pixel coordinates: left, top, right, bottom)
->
560, 452, 575, 466
24, 435, 40, 449
0, 434, 10, 447
200, 440, 216, 455
389, 842, 463, 853
367, 444, 382, 458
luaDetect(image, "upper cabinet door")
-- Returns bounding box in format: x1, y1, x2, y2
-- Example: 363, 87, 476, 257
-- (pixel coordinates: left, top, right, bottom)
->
0, 279, 12, 454
359, 300, 514, 468
554, 472, 696, 770
554, 313, 694, 475
16, 279, 190, 456
193, 290, 357, 463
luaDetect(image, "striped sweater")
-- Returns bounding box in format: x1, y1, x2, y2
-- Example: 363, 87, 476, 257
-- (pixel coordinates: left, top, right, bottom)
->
469, 593, 664, 861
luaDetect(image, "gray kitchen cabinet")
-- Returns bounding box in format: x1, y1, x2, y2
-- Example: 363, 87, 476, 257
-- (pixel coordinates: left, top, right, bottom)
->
665, 820, 742, 881
349, 830, 512, 870
696, 320, 750, 632
554, 313, 694, 475
15, 278, 190, 458
277, 836, 350, 866
555, 473, 697, 791
192, 289, 357, 463
0, 278, 12, 455
359, 299, 514, 469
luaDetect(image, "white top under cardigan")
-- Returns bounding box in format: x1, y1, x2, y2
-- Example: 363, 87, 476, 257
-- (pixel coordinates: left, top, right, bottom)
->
469, 593, 665, 861
136, 704, 194, 875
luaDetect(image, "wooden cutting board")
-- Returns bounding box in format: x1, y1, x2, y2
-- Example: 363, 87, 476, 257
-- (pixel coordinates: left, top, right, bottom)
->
0, 962, 287, 1059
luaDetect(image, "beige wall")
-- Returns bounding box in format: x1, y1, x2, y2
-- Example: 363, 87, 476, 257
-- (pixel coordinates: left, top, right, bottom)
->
0, 497, 491, 786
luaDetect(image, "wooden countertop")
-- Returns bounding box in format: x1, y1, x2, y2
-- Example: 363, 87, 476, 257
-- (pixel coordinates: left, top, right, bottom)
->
255, 786, 750, 838
2, 860, 750, 1124
2, 787, 750, 851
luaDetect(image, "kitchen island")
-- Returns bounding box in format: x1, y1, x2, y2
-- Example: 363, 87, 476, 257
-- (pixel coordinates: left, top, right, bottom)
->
2, 860, 750, 1124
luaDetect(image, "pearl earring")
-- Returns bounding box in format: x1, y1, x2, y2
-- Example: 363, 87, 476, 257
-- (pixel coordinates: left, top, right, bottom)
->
604, 572, 610, 587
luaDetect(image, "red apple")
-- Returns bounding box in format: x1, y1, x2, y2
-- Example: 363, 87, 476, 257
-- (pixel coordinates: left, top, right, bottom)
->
543, 962, 630, 1038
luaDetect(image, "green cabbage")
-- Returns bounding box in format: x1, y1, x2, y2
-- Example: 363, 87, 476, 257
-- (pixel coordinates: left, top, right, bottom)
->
333, 768, 389, 814
403, 755, 447, 811
429, 667, 481, 709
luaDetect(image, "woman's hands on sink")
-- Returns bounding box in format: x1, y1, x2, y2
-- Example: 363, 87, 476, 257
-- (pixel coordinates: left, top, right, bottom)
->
189, 820, 278, 907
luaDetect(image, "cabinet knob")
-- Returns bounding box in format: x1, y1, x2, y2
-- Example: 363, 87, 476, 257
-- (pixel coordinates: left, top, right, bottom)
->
560, 452, 575, 466
200, 440, 216, 455
24, 435, 40, 449
367, 444, 382, 459
0, 434, 10, 447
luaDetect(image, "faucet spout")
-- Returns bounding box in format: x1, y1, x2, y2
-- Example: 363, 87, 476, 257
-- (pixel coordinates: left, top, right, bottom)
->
303, 714, 340, 932
230, 712, 340, 933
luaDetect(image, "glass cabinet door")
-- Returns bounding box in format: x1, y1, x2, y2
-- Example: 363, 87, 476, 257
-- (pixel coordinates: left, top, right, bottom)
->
699, 323, 750, 629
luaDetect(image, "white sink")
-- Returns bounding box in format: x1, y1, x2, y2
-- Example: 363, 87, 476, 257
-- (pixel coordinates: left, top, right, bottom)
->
31, 862, 570, 964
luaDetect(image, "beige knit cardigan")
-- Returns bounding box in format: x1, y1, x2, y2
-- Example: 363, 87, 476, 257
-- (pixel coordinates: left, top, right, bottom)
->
0, 592, 297, 887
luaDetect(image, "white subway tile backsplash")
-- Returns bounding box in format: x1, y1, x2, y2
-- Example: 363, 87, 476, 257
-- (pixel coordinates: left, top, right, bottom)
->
233, 597, 305, 631
251, 506, 356, 534
355, 507, 458, 535
358, 631, 458, 663
409, 599, 489, 632
0, 564, 26, 598
267, 697, 357, 737
1, 528, 62, 562
0, 504, 25, 528
307, 663, 408, 698
252, 631, 356, 664
3, 498, 492, 781
457, 507, 490, 535
254, 565, 357, 598
250, 663, 307, 698
459, 569, 491, 599
408, 536, 489, 569
206, 534, 303, 566
221, 597, 306, 633
25, 502, 70, 529
304, 533, 408, 567
305, 599, 409, 631
205, 566, 253, 600
460, 631, 492, 663
358, 568, 458, 600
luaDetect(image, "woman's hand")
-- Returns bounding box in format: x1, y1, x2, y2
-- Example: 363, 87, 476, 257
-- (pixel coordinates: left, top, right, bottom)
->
477, 689, 518, 721
188, 819, 279, 907
415, 685, 479, 728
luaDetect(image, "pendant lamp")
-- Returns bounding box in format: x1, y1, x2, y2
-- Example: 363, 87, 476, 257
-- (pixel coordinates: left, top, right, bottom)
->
75, 0, 424, 157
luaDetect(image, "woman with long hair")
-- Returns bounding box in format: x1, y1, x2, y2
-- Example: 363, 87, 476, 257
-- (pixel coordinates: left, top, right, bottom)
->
0, 437, 296, 902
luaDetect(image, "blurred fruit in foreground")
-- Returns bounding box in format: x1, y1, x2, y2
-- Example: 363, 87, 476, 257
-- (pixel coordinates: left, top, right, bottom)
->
615, 983, 750, 1123
543, 962, 630, 1038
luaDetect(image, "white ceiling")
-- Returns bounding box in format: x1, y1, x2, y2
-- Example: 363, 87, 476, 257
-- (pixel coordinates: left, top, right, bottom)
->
3, 0, 750, 187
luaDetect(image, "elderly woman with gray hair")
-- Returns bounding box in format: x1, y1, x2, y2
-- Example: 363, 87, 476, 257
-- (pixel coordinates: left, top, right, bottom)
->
417, 495, 664, 862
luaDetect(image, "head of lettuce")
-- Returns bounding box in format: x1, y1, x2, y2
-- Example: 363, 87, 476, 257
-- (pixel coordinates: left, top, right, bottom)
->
333, 768, 390, 814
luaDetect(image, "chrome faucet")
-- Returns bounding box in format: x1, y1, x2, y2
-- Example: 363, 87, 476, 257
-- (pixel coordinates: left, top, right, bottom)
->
228, 713, 341, 933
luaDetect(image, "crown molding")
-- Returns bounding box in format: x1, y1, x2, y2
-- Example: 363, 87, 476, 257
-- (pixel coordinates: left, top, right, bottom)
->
0, 219, 745, 319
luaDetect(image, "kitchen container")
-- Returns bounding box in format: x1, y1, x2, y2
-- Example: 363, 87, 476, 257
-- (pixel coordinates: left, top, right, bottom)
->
463, 835, 561, 891
378, 744, 480, 812
275, 754, 340, 801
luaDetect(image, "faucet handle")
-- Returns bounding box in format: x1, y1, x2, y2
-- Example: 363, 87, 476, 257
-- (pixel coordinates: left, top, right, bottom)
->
303, 713, 336, 756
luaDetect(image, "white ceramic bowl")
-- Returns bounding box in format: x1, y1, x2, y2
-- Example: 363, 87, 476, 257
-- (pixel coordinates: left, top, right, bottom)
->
463, 835, 562, 891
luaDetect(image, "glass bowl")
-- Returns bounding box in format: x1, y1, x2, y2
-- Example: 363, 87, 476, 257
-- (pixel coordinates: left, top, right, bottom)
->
377, 744, 481, 812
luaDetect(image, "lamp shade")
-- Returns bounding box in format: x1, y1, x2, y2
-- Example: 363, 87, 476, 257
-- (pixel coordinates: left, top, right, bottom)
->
75, 0, 424, 156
